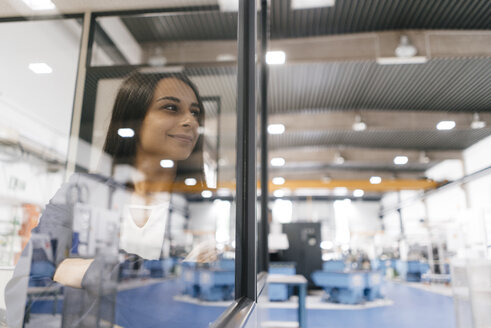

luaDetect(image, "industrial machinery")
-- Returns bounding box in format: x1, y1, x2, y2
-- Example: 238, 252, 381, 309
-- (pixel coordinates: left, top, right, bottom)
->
181, 258, 235, 301
311, 260, 383, 304
277, 222, 323, 288
268, 262, 296, 301
395, 260, 430, 282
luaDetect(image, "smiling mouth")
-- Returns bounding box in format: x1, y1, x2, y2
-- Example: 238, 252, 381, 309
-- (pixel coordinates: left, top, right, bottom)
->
168, 134, 194, 144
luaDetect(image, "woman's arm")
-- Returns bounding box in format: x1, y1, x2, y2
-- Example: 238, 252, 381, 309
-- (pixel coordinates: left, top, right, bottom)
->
53, 258, 94, 288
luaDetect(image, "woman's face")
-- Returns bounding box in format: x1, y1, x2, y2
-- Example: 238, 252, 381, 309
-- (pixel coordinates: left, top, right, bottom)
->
138, 77, 201, 161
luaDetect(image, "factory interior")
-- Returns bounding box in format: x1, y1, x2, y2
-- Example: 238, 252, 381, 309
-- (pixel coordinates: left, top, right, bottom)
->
0, 1, 490, 327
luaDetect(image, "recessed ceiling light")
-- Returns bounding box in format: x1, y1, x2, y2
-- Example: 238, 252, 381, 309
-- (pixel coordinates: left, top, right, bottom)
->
271, 157, 285, 167
29, 63, 52, 74
353, 189, 364, 197
394, 156, 409, 165
370, 176, 382, 184
291, 0, 335, 9
201, 190, 213, 198
184, 178, 197, 186
160, 160, 174, 168
22, 0, 56, 10
266, 51, 286, 65
436, 120, 456, 131
117, 128, 134, 138
272, 177, 285, 185
268, 124, 285, 135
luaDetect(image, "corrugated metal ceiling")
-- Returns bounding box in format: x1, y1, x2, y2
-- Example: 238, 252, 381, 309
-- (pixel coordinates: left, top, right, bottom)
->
268, 58, 491, 114
120, 0, 491, 42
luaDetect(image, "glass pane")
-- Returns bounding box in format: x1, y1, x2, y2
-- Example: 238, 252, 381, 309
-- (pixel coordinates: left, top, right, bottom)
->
71, 8, 237, 328
0, 17, 83, 326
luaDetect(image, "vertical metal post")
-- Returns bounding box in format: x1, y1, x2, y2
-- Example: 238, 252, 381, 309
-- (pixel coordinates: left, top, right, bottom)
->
235, 0, 257, 300
259, 0, 270, 274
66, 12, 93, 178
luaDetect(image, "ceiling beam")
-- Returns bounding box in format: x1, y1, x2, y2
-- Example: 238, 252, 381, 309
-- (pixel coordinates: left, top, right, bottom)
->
170, 178, 439, 194
141, 30, 491, 65
268, 110, 491, 132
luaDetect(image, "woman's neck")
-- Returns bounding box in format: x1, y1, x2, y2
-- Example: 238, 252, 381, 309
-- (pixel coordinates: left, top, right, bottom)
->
133, 148, 177, 196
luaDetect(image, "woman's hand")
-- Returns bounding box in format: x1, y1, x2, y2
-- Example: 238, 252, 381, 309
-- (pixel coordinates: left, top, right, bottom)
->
183, 240, 219, 263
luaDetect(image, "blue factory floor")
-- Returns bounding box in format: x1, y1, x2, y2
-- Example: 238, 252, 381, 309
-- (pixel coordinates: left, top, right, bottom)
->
28, 279, 456, 328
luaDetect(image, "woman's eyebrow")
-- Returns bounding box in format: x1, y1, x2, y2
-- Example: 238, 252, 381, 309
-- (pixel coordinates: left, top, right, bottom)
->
156, 96, 180, 102
191, 102, 200, 109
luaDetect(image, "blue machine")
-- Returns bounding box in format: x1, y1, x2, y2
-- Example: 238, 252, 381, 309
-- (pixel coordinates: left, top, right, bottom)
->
143, 258, 175, 278
181, 259, 235, 301
363, 271, 383, 301
181, 262, 200, 297
268, 262, 296, 301
311, 271, 365, 304
396, 260, 430, 282
311, 260, 384, 304
198, 269, 235, 301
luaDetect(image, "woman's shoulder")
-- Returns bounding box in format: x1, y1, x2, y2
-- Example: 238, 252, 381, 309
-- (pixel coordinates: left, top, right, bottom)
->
49, 172, 127, 206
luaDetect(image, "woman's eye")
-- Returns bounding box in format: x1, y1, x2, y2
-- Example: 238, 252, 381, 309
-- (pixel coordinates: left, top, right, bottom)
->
191, 110, 201, 118
162, 104, 178, 111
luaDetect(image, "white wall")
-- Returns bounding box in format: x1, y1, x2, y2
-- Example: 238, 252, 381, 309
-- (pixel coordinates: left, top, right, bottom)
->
381, 135, 491, 258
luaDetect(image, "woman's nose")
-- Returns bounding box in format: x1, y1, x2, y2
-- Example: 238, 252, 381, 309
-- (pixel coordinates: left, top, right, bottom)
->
181, 111, 197, 128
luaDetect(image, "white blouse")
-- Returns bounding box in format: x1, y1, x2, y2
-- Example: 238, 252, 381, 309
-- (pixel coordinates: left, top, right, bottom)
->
119, 194, 170, 260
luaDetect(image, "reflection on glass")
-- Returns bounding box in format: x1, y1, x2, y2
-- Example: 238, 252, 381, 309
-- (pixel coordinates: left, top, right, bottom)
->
4, 8, 238, 328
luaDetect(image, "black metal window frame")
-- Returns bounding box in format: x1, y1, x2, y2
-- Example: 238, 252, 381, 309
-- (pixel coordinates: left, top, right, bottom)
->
0, 2, 267, 327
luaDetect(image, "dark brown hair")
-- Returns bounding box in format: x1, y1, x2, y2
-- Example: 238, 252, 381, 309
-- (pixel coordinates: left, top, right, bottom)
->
103, 71, 204, 166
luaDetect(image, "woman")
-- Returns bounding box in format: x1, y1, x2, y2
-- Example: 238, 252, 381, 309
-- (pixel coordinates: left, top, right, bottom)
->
6, 72, 206, 327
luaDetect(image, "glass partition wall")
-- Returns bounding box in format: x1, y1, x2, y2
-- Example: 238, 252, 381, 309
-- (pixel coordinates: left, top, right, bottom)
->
0, 16, 83, 326
1, 2, 263, 328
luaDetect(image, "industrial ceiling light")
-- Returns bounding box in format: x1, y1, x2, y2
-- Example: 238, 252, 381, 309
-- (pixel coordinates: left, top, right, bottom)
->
147, 47, 167, 67
271, 157, 286, 167
352, 115, 367, 131
29, 63, 53, 74
272, 177, 285, 185
201, 190, 213, 198
160, 160, 174, 168
471, 113, 486, 129
266, 51, 286, 65
333, 151, 345, 165
291, 0, 335, 10
353, 189, 364, 197
436, 120, 456, 130
419, 151, 430, 164
268, 124, 285, 134
395, 35, 417, 58
377, 35, 427, 65
394, 155, 409, 165
370, 176, 382, 184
